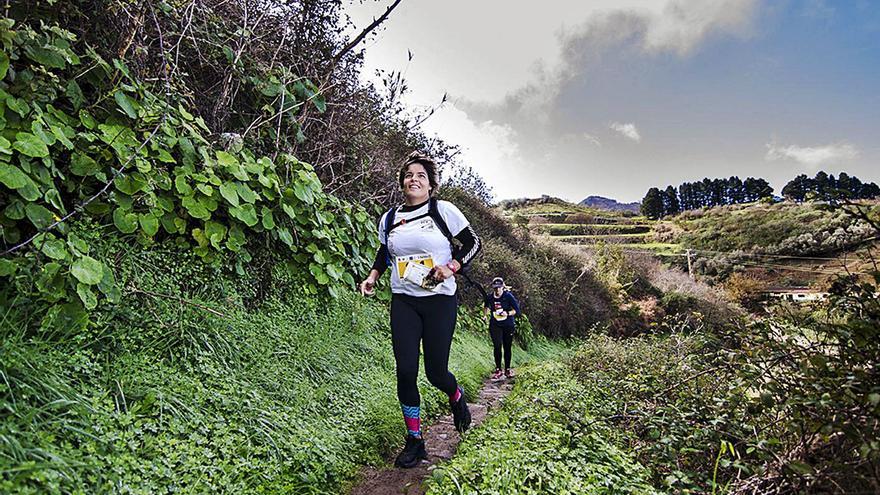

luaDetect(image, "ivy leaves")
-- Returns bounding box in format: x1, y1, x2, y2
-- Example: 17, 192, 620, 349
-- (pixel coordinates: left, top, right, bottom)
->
0, 19, 377, 323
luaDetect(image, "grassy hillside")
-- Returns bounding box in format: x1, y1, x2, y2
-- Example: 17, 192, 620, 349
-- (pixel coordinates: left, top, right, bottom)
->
670, 200, 877, 255
0, 224, 568, 494
660, 200, 879, 284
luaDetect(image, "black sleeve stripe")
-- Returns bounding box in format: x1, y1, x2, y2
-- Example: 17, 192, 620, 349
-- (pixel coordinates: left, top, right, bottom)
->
458, 225, 481, 266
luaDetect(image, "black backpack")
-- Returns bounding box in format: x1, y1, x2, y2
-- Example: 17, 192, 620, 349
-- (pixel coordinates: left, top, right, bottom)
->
383, 198, 486, 298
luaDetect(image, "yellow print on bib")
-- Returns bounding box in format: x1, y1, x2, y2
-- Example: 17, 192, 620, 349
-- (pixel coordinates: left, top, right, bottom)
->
395, 253, 434, 278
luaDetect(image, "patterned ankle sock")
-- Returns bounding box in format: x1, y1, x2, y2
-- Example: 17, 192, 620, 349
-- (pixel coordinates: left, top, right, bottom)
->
448, 386, 462, 403
401, 403, 421, 438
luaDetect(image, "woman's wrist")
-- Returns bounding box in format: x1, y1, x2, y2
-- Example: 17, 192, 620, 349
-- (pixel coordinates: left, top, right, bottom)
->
446, 260, 460, 273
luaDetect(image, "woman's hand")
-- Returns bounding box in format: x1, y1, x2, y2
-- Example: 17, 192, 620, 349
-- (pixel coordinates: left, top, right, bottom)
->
430, 264, 455, 282
360, 270, 380, 296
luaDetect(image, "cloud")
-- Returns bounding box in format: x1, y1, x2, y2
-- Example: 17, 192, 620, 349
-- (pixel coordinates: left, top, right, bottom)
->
765, 141, 859, 167
583, 132, 602, 147
422, 104, 529, 199
643, 0, 760, 55
610, 122, 641, 142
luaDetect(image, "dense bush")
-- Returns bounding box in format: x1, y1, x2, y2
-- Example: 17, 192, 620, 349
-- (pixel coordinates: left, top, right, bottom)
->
426, 361, 660, 495
0, 18, 379, 336
8, 0, 458, 206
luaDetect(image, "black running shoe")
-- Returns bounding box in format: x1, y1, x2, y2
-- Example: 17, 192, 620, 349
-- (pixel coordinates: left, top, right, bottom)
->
394, 434, 427, 468
451, 393, 471, 433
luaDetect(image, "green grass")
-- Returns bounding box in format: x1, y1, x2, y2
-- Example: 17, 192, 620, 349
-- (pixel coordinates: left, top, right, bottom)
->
552, 233, 652, 244
0, 239, 564, 495
532, 224, 652, 236
425, 360, 661, 495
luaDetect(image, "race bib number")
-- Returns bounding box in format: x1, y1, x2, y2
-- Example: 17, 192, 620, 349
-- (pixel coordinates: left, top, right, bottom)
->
395, 253, 435, 278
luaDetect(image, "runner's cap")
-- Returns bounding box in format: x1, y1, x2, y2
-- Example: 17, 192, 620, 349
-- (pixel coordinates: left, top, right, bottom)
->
491, 277, 504, 289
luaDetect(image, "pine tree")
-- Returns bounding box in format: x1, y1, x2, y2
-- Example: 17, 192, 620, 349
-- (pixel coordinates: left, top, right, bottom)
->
782, 174, 810, 201
663, 185, 680, 216
641, 188, 665, 220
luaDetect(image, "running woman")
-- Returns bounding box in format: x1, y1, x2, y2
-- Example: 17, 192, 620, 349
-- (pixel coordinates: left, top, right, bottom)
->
359, 152, 481, 468
484, 277, 521, 379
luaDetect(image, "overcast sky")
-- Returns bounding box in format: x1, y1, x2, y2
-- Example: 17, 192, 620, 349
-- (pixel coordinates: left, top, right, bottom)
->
344, 0, 880, 203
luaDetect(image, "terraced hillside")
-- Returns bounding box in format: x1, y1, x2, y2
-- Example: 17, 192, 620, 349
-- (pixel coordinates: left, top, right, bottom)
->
499, 197, 681, 257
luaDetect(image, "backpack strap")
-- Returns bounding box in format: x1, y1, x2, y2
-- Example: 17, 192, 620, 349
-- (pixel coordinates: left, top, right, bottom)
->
383, 206, 396, 267
427, 197, 455, 243
382, 204, 435, 266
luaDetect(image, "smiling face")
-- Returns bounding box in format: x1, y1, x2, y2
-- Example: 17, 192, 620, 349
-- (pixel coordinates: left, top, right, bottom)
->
402, 163, 431, 204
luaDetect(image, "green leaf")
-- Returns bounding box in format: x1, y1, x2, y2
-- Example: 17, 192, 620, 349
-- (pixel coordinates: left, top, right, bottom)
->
229, 204, 258, 227
236, 182, 258, 203
278, 227, 293, 246
0, 258, 18, 277
113, 208, 138, 234
293, 181, 314, 204
182, 195, 211, 220
76, 283, 98, 310
0, 163, 30, 189
0, 51, 8, 80
67, 233, 90, 255
79, 109, 97, 130
191, 227, 209, 248
139, 213, 159, 236
0, 136, 11, 154
205, 220, 227, 248
216, 150, 239, 168
70, 153, 100, 176
175, 175, 192, 195
196, 183, 213, 196
4, 200, 25, 220
17, 180, 41, 201
44, 189, 66, 213
786, 461, 813, 475
114, 91, 138, 118
222, 45, 235, 64
41, 238, 68, 260
70, 256, 105, 285
114, 175, 144, 195
25, 45, 67, 68
155, 148, 175, 163
312, 93, 326, 113
25, 203, 55, 229
261, 207, 275, 229
6, 97, 29, 118
13, 132, 50, 158
219, 182, 239, 206
281, 203, 296, 219
66, 80, 84, 109
178, 104, 194, 121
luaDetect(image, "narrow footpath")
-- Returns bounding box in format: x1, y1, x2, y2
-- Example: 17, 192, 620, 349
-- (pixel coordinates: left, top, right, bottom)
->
349, 375, 515, 495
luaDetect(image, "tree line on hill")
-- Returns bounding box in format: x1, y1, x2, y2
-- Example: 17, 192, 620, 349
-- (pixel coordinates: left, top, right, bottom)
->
641, 171, 879, 219
780, 171, 880, 203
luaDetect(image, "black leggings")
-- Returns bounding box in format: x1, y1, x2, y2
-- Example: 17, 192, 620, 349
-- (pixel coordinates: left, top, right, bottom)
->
391, 293, 459, 406
489, 325, 514, 370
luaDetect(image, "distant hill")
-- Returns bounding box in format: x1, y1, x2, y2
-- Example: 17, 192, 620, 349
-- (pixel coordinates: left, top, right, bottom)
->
579, 196, 641, 213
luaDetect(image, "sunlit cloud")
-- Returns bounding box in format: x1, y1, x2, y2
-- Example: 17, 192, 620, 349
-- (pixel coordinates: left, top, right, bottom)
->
765, 141, 859, 167
609, 122, 642, 142
583, 132, 602, 147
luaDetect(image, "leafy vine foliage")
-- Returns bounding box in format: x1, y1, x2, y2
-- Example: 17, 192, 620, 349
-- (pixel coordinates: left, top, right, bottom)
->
0, 19, 377, 327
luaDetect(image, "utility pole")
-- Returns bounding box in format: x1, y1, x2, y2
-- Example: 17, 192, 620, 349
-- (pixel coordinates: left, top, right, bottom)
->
686, 249, 694, 279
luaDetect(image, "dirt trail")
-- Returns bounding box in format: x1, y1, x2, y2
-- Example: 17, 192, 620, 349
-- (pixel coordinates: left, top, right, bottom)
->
349, 375, 514, 495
